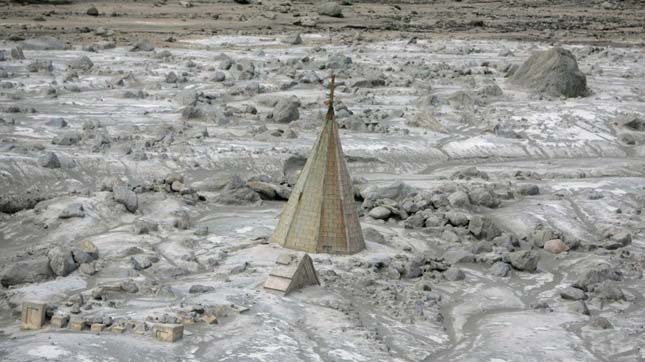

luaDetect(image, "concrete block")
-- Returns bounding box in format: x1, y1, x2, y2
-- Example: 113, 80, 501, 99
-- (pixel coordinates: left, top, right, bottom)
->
50, 314, 69, 328
153, 323, 183, 342
69, 319, 86, 331
202, 314, 218, 324
91, 323, 106, 333
21, 301, 47, 330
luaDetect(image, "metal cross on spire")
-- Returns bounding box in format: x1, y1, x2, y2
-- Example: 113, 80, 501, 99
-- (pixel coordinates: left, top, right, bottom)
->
326, 74, 336, 122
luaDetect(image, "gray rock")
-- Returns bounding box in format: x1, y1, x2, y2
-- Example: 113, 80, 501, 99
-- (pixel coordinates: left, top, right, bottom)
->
48, 247, 78, 277
22, 36, 65, 51
113, 185, 138, 213
589, 317, 613, 330
361, 181, 417, 205
594, 281, 625, 301
369, 206, 391, 220
571, 300, 590, 316
282, 33, 303, 45
87, 6, 99, 16
59, 203, 85, 219
72, 249, 94, 265
442, 249, 475, 264
516, 184, 540, 195
79, 263, 97, 275
510, 47, 588, 98
468, 215, 501, 240
69, 55, 93, 71
404, 256, 425, 279
603, 230, 632, 250
0, 256, 54, 287
134, 220, 158, 234
444, 267, 465, 281
213, 71, 225, 82
441, 229, 461, 243
28, 60, 53, 73
131, 256, 152, 271
507, 250, 540, 272
271, 97, 300, 123
131, 41, 155, 52
363, 227, 386, 244
173, 210, 191, 230
46, 118, 68, 128
11, 47, 25, 60
560, 286, 586, 300
188, 284, 214, 294
490, 262, 511, 277
318, 2, 343, 17
448, 190, 470, 208
469, 188, 499, 208
471, 241, 493, 254
574, 264, 620, 291
52, 132, 81, 146
445, 211, 469, 226
78, 240, 99, 260
38, 152, 61, 168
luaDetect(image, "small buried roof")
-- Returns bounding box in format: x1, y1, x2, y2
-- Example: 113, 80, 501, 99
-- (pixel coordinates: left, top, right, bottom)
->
264, 253, 320, 295
271, 76, 365, 254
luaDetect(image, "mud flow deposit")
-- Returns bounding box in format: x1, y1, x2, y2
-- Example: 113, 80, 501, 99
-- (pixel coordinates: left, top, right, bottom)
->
1, 1, 644, 361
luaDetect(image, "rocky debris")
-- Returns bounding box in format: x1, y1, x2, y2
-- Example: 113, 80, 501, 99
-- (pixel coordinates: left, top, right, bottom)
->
48, 247, 78, 276
589, 317, 613, 330
113, 185, 138, 213
134, 220, 158, 234
451, 167, 489, 181
442, 249, 475, 264
368, 206, 391, 220
173, 210, 191, 230
59, 203, 85, 219
282, 33, 303, 45
516, 184, 539, 196
22, 36, 65, 50
468, 188, 500, 208
468, 215, 501, 240
188, 285, 214, 294
0, 256, 53, 287
28, 60, 53, 73
543, 239, 568, 254
594, 281, 625, 302
38, 151, 61, 168
603, 230, 631, 250
490, 262, 511, 277
510, 47, 589, 98
363, 227, 386, 244
52, 132, 81, 146
319, 2, 343, 17
574, 264, 621, 291
506, 250, 540, 272
131, 41, 155, 52
270, 97, 300, 123
444, 267, 465, 281
46, 117, 68, 128
448, 190, 470, 209
10, 47, 25, 60
69, 55, 93, 71
214, 176, 261, 205
560, 286, 586, 300
246, 180, 290, 200
87, 6, 99, 16
131, 256, 152, 271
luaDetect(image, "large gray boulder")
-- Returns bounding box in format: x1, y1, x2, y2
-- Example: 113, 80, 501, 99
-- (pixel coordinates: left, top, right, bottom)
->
69, 55, 93, 71
48, 247, 78, 276
507, 250, 540, 272
318, 2, 343, 17
271, 97, 300, 123
1, 256, 54, 287
38, 152, 61, 168
113, 185, 138, 213
510, 47, 588, 98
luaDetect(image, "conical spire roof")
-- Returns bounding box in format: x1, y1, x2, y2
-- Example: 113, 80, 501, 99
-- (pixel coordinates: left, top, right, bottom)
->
271, 76, 365, 255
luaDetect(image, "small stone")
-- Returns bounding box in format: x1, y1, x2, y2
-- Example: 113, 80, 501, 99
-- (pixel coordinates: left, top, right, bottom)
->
189, 284, 214, 294
131, 256, 152, 271
589, 317, 613, 330
38, 152, 61, 169
490, 262, 511, 277
448, 190, 470, 208
369, 206, 391, 220
318, 2, 343, 17
59, 203, 85, 219
113, 185, 138, 213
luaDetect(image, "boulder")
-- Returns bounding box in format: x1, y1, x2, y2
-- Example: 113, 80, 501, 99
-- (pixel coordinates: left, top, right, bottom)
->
271, 97, 300, 123
46, 118, 68, 128
368, 206, 391, 220
363, 227, 386, 244
0, 256, 54, 287
52, 132, 81, 146
113, 185, 138, 213
189, 284, 214, 294
468, 215, 501, 240
603, 230, 631, 250
445, 211, 469, 227
510, 47, 588, 98
507, 250, 540, 272
318, 2, 343, 17
87, 6, 99, 16
131, 256, 152, 271
448, 190, 470, 208
38, 152, 61, 169
78, 240, 99, 260
442, 249, 475, 264
574, 264, 620, 291
11, 47, 25, 60
282, 33, 303, 45
131, 41, 155, 52
59, 203, 85, 219
490, 262, 511, 277
444, 267, 465, 281
560, 286, 586, 301
48, 247, 78, 277
69, 55, 93, 71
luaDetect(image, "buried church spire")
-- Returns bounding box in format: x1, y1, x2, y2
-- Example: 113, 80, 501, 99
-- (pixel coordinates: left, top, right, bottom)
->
271, 76, 365, 254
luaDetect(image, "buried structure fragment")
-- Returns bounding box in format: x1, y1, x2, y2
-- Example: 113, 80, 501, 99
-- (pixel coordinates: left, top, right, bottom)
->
21, 302, 47, 330
264, 253, 320, 295
271, 76, 365, 255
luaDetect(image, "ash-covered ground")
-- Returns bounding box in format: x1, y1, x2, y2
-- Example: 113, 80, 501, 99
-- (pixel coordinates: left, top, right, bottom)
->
1, 1, 644, 361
